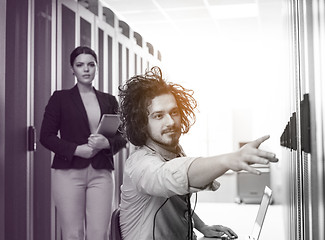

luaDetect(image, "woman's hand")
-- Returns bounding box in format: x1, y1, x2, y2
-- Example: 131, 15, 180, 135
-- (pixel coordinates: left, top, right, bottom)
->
200, 224, 238, 239
88, 134, 110, 150
74, 144, 100, 158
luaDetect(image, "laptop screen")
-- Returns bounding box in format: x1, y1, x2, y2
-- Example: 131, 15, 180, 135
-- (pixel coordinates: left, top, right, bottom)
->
250, 186, 272, 240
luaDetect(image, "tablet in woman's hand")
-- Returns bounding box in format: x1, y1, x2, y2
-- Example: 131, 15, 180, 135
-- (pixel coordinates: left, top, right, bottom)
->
96, 114, 120, 137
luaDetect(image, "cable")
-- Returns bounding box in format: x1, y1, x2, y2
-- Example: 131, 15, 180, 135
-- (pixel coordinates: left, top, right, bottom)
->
191, 192, 198, 215
152, 193, 198, 240
187, 194, 193, 240
152, 198, 169, 240
188, 193, 198, 240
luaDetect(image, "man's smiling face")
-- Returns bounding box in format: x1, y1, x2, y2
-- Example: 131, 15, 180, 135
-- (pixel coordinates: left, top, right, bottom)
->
147, 93, 182, 151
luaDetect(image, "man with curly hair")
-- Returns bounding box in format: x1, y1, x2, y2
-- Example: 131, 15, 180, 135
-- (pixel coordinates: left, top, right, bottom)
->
117, 67, 278, 240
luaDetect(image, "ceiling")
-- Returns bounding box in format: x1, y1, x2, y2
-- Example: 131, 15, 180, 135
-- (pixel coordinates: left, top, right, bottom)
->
101, 0, 259, 47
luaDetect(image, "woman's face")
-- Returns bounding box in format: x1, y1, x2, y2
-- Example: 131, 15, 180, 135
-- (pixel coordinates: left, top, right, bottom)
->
71, 53, 97, 86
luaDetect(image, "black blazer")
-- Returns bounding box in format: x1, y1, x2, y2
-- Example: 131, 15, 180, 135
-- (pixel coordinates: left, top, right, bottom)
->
40, 85, 127, 170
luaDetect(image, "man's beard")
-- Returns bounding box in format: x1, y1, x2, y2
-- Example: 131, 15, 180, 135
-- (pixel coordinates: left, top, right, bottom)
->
150, 128, 181, 150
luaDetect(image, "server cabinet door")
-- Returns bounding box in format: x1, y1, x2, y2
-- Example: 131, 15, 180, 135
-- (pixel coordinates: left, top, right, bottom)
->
57, 0, 77, 90
33, 1, 53, 240
4, 0, 29, 239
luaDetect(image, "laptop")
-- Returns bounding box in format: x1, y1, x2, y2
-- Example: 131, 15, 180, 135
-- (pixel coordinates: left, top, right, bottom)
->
218, 186, 273, 240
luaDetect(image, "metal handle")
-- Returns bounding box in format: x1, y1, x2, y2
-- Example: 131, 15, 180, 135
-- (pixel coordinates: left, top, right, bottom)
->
27, 126, 36, 152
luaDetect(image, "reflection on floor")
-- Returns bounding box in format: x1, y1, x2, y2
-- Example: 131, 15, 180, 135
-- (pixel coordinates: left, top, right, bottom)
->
193, 202, 286, 240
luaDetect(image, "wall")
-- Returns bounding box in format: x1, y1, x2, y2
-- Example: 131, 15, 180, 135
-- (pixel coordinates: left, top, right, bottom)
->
180, 0, 289, 204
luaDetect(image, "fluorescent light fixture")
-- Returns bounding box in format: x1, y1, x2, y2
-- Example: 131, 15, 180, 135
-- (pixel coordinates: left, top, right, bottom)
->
209, 3, 258, 19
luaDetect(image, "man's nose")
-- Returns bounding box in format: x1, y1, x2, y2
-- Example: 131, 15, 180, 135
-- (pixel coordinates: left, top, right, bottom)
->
164, 114, 175, 126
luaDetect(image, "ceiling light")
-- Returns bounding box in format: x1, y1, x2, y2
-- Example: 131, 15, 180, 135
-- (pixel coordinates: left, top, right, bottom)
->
210, 3, 258, 19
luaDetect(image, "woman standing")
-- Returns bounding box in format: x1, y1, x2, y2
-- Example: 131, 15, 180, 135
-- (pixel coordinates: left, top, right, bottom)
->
40, 46, 127, 240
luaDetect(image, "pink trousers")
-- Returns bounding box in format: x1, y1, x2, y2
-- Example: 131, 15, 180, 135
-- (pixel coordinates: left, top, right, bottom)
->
52, 165, 114, 240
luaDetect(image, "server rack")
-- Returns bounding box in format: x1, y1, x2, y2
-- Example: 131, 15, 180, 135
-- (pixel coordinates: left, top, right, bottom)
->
2, 0, 162, 239
281, 1, 325, 240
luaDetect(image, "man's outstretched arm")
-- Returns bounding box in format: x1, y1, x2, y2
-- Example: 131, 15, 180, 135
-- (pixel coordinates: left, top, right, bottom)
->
188, 135, 278, 189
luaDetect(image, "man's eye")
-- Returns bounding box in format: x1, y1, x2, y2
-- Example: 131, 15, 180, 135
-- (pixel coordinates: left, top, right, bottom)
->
153, 114, 163, 119
171, 111, 180, 116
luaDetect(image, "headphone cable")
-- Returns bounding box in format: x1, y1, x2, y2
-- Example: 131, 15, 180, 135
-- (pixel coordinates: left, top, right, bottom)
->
153, 198, 169, 240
